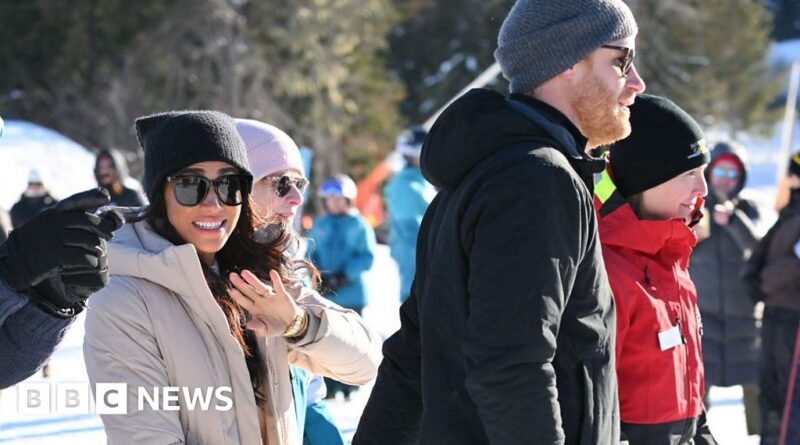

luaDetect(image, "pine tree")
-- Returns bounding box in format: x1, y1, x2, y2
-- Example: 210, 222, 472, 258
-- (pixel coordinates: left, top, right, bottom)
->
387, 0, 513, 124
0, 0, 404, 182
629, 0, 783, 136
389, 0, 782, 137
244, 0, 404, 181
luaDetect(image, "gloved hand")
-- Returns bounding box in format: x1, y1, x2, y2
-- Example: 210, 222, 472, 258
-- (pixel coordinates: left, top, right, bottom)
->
0, 188, 124, 317
320, 271, 348, 293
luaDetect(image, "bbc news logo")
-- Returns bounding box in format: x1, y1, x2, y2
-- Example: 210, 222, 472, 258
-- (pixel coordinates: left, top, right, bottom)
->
16, 383, 233, 415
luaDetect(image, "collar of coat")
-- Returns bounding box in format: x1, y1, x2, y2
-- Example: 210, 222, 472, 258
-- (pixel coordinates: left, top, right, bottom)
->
595, 169, 698, 262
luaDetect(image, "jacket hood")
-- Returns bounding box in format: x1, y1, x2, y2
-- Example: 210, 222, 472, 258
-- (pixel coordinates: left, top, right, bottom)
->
706, 141, 749, 198
595, 171, 697, 262
108, 218, 303, 301
784, 188, 800, 215
95, 148, 132, 182
107, 221, 210, 300
421, 88, 572, 191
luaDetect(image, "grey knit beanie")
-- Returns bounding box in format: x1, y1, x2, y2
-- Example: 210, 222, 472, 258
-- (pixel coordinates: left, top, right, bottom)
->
495, 0, 638, 94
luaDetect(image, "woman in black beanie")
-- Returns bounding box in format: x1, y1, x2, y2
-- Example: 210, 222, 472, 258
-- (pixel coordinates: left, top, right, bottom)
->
82, 110, 380, 445
594, 94, 717, 444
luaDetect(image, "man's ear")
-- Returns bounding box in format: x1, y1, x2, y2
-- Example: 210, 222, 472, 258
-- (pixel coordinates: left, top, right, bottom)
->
559, 65, 579, 82
558, 57, 590, 83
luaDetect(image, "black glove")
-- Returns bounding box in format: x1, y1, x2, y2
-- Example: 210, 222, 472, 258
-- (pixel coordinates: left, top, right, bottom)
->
0, 188, 124, 317
320, 271, 348, 293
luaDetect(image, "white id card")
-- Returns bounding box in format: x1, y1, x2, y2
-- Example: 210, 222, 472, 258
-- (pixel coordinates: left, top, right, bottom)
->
658, 325, 683, 351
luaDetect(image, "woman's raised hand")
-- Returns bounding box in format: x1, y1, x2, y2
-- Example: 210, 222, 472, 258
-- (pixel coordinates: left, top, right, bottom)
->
229, 269, 304, 338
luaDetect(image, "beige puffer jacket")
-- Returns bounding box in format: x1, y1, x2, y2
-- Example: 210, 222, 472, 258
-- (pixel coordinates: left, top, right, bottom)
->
83, 221, 382, 445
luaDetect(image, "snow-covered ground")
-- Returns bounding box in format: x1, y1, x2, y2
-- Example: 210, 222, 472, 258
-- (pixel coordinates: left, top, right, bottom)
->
0, 120, 97, 211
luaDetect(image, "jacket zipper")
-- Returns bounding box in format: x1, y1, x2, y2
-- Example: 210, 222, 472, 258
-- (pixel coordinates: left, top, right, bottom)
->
264, 338, 286, 443
715, 228, 726, 384
677, 303, 693, 422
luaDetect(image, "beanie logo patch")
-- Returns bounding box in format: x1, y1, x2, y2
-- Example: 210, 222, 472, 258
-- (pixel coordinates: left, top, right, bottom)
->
687, 139, 709, 159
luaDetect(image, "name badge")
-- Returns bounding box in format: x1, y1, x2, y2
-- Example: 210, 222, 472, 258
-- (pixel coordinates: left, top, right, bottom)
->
658, 325, 683, 351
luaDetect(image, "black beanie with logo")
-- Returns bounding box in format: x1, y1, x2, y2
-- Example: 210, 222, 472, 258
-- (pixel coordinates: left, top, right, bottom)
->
609, 94, 710, 197
789, 151, 800, 178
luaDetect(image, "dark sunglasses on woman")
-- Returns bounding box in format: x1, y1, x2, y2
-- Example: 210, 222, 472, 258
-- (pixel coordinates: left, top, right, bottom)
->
263, 175, 309, 197
167, 174, 252, 206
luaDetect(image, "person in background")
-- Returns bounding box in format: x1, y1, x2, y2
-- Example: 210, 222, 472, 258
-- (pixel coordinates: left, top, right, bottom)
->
384, 125, 436, 303
94, 148, 147, 207
690, 140, 761, 435
10, 168, 58, 228
83, 110, 380, 445
743, 151, 800, 445
236, 118, 346, 445
308, 174, 376, 400
596, 94, 716, 444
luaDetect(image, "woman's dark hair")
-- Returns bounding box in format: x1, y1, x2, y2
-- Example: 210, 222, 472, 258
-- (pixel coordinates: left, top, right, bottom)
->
145, 181, 296, 409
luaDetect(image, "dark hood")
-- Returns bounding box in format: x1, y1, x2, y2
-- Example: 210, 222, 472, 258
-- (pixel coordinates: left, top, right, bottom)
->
706, 141, 749, 198
95, 148, 131, 182
785, 188, 800, 215
421, 89, 575, 191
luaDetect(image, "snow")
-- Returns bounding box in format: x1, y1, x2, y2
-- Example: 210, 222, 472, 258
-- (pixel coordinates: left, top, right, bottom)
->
0, 120, 97, 211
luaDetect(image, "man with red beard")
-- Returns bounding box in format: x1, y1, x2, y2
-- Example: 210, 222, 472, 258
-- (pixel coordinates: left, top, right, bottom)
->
354, 1, 645, 444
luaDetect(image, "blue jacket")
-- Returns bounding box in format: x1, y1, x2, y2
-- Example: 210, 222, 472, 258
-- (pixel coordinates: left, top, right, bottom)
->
291, 367, 347, 445
384, 166, 436, 300
0, 279, 73, 388
308, 211, 376, 310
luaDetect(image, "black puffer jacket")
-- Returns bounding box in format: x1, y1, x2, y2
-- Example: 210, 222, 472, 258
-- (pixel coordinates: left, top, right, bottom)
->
10, 193, 57, 229
743, 189, 800, 311
353, 89, 618, 445
690, 142, 760, 387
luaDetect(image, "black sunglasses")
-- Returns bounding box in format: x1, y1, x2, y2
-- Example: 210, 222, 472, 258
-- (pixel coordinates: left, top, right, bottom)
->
167, 174, 252, 207
601, 44, 635, 77
264, 175, 309, 197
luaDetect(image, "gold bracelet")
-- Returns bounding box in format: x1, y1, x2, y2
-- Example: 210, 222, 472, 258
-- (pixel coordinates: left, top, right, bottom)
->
282, 311, 309, 339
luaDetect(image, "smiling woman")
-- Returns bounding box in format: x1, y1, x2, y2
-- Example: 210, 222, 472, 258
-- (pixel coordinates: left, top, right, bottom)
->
82, 110, 382, 445
163, 162, 247, 264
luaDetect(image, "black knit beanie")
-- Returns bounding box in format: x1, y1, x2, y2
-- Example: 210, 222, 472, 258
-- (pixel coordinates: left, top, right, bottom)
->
609, 94, 710, 196
789, 151, 800, 178
135, 110, 253, 202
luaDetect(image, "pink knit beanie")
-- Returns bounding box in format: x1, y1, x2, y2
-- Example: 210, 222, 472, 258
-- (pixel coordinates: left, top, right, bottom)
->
235, 118, 305, 182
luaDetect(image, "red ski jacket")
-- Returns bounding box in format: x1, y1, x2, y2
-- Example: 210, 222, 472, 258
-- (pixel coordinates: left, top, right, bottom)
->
595, 171, 705, 424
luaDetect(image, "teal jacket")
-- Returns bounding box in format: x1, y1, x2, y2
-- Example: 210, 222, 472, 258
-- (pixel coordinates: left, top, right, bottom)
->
384, 166, 436, 300
291, 367, 346, 445
308, 211, 376, 310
